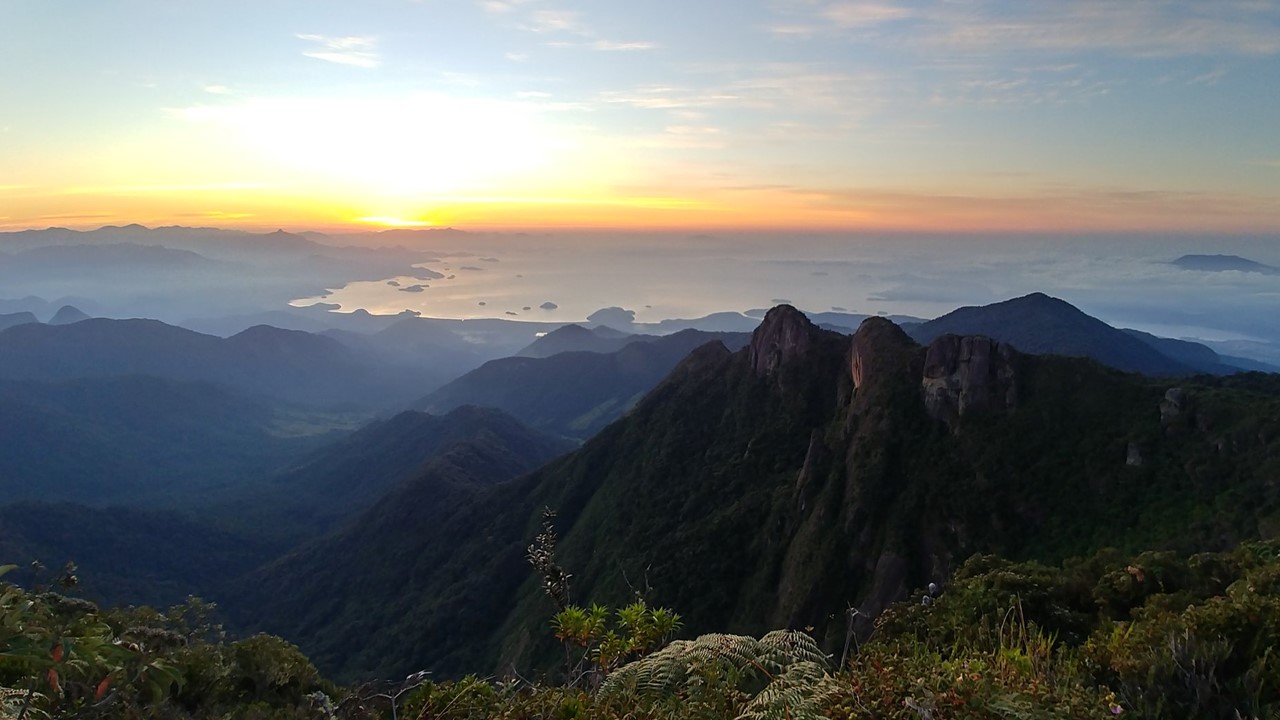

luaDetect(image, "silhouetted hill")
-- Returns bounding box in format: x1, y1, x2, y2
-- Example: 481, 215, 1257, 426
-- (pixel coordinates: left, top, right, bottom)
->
0, 243, 236, 276
1173, 254, 1279, 274
418, 329, 751, 440
220, 406, 573, 542
516, 324, 639, 358
320, 316, 566, 387
244, 306, 1280, 681
909, 293, 1194, 376
48, 304, 91, 325
1119, 328, 1248, 375
0, 311, 37, 331
0, 225, 322, 260
0, 318, 439, 410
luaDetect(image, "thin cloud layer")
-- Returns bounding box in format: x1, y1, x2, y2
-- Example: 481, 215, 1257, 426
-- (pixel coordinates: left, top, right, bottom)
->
297, 34, 381, 68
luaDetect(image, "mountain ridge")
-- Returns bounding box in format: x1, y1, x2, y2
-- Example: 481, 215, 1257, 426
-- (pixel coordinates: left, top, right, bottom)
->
242, 304, 1280, 681
909, 292, 1197, 376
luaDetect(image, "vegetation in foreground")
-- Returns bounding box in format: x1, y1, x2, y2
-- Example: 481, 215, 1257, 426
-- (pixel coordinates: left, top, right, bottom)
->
4, 539, 1280, 719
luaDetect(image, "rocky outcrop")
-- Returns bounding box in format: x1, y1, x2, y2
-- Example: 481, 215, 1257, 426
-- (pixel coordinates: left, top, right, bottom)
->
850, 317, 918, 388
1126, 442, 1144, 467
749, 305, 819, 376
921, 334, 1017, 424
1160, 388, 1186, 425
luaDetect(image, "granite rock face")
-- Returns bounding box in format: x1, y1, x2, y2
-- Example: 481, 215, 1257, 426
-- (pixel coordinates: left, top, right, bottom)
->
849, 317, 916, 390
749, 304, 818, 376
1160, 388, 1187, 425
921, 334, 1018, 424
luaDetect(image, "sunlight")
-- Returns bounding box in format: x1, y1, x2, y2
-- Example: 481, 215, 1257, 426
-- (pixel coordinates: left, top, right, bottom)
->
171, 94, 564, 197
355, 216, 435, 227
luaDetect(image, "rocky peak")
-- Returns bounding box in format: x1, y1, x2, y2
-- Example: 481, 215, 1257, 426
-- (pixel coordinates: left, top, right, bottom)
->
850, 317, 916, 390
749, 305, 819, 376
1160, 388, 1186, 425
921, 334, 1018, 424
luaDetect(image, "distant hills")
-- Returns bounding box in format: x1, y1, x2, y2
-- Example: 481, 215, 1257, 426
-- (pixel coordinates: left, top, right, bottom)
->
1173, 254, 1279, 274
220, 406, 573, 542
906, 292, 1264, 376
241, 305, 1280, 681
0, 311, 37, 331
517, 324, 638, 358
418, 329, 751, 440
0, 318, 444, 410
0, 224, 445, 324
47, 304, 90, 325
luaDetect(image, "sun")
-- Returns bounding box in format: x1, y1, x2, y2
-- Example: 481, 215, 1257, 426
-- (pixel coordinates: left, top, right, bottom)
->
173, 94, 563, 198
356, 216, 435, 228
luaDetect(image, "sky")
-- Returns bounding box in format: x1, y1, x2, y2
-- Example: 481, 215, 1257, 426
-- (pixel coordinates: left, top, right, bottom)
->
2, 0, 1279, 232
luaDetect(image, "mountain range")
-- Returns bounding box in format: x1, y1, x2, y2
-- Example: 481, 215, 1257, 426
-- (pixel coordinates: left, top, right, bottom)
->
0, 404, 569, 611
906, 292, 1270, 375
238, 305, 1280, 681
419, 328, 752, 440
1, 286, 1277, 686
0, 318, 443, 411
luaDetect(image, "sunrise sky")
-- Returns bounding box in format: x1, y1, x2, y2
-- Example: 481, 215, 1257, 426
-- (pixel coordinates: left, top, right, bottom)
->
2, 0, 1278, 232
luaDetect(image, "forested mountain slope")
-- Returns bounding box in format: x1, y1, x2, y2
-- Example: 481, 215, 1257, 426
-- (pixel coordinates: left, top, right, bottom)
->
244, 306, 1280, 681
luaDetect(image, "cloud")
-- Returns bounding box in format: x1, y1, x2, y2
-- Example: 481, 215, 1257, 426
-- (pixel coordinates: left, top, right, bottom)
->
822, 2, 913, 28
33, 213, 119, 221
766, 24, 820, 38
795, 185, 1280, 232
203, 84, 231, 95
770, 0, 1280, 57
599, 67, 883, 118
524, 10, 585, 34
591, 40, 656, 51
479, 0, 534, 14
928, 71, 1121, 106
297, 34, 380, 68
1187, 67, 1228, 85
768, 0, 913, 36
919, 1, 1280, 57
505, 52, 530, 62
54, 182, 270, 196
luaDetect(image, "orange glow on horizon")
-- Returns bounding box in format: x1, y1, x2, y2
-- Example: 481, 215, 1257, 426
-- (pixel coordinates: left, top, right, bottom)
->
3, 183, 1280, 235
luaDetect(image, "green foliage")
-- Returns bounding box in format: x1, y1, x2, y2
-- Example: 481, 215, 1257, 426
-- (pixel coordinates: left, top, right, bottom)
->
0, 572, 331, 719
601, 629, 837, 719
552, 600, 682, 679
243, 326, 1280, 684
394, 541, 1277, 720
8, 540, 1274, 719
865, 541, 1280, 719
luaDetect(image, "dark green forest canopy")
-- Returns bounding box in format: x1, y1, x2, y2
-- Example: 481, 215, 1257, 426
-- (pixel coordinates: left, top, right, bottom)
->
241, 309, 1280, 682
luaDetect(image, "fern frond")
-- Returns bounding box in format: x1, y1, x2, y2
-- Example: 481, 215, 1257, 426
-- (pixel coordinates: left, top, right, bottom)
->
758, 630, 831, 671
600, 629, 845, 718
736, 661, 843, 720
